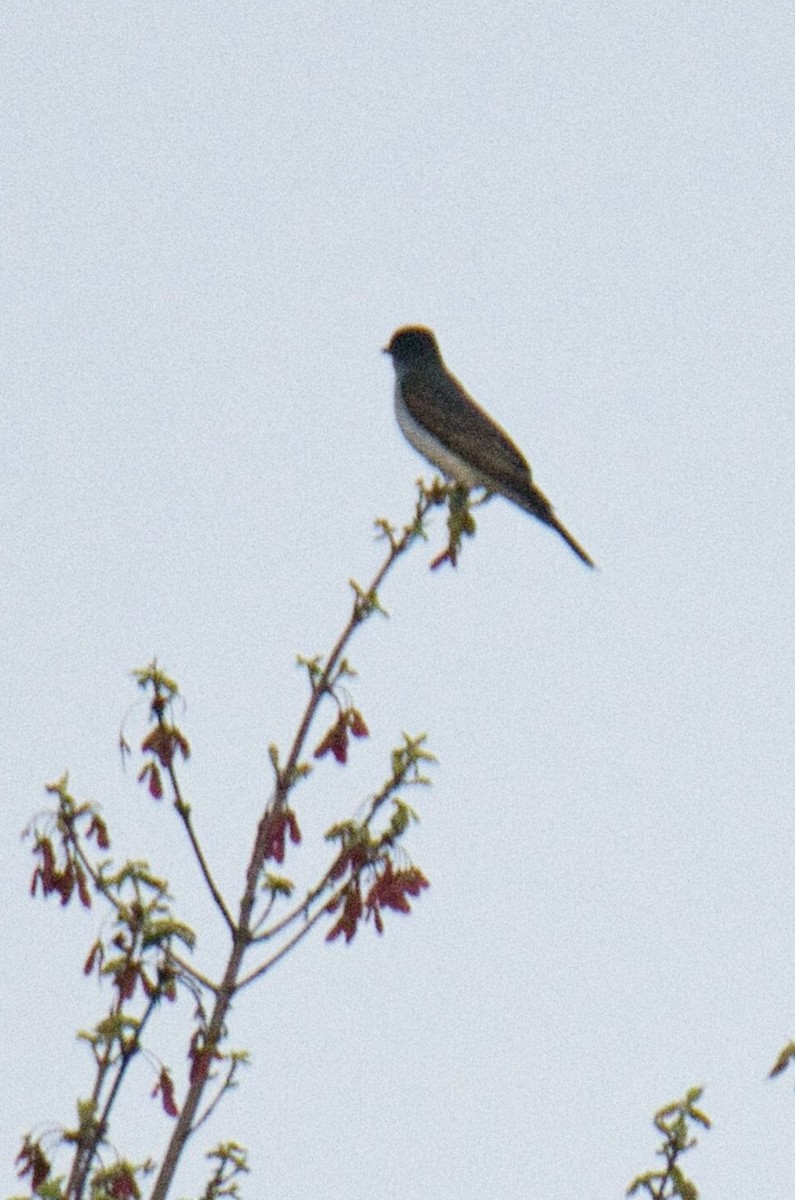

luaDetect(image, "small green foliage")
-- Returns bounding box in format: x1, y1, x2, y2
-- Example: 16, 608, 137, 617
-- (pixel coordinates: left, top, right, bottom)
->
769, 1041, 795, 1078
262, 873, 294, 898
390, 732, 436, 787
102, 860, 169, 893
132, 662, 180, 701
384, 798, 418, 840
325, 818, 358, 844
33, 1185, 65, 1200
270, 742, 313, 788
296, 653, 324, 688
373, 515, 400, 549
65, 1098, 101, 1143
350, 577, 387, 620
201, 1141, 250, 1200
89, 1013, 141, 1049
430, 483, 478, 569
140, 916, 196, 952
627, 1087, 710, 1199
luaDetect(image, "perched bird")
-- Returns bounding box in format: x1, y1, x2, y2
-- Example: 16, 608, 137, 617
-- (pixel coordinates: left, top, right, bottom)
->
383, 325, 594, 567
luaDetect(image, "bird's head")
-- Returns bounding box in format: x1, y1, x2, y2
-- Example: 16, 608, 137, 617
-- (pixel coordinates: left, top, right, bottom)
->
383, 325, 443, 370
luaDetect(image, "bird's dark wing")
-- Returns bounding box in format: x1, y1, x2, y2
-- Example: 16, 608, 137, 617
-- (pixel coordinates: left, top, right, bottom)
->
400, 367, 534, 493
402, 367, 596, 568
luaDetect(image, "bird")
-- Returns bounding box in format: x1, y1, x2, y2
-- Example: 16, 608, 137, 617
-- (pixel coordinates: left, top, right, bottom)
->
383, 325, 594, 567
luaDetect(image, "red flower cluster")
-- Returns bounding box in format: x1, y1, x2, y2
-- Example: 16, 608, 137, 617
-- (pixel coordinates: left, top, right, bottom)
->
152, 1066, 179, 1117
262, 807, 302, 863
30, 834, 93, 908
189, 1029, 223, 1086
313, 707, 369, 765
16, 1136, 50, 1191
138, 722, 191, 799
326, 859, 429, 943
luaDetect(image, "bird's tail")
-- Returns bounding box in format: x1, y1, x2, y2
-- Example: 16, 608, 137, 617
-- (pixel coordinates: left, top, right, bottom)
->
522, 485, 596, 568
547, 515, 595, 568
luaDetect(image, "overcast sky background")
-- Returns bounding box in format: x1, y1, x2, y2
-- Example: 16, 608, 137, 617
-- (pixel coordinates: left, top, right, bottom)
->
3, 3, 795, 1197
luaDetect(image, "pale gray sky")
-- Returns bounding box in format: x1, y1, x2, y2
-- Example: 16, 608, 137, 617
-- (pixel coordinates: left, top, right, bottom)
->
3, 3, 795, 1197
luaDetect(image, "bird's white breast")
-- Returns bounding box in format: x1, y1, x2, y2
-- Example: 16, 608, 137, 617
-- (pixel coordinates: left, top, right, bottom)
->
393, 381, 485, 488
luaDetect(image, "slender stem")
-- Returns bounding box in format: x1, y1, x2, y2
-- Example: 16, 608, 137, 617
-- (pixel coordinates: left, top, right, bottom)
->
237, 882, 348, 991
167, 760, 237, 936
149, 488, 437, 1200
168, 951, 219, 995
68, 987, 161, 1199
